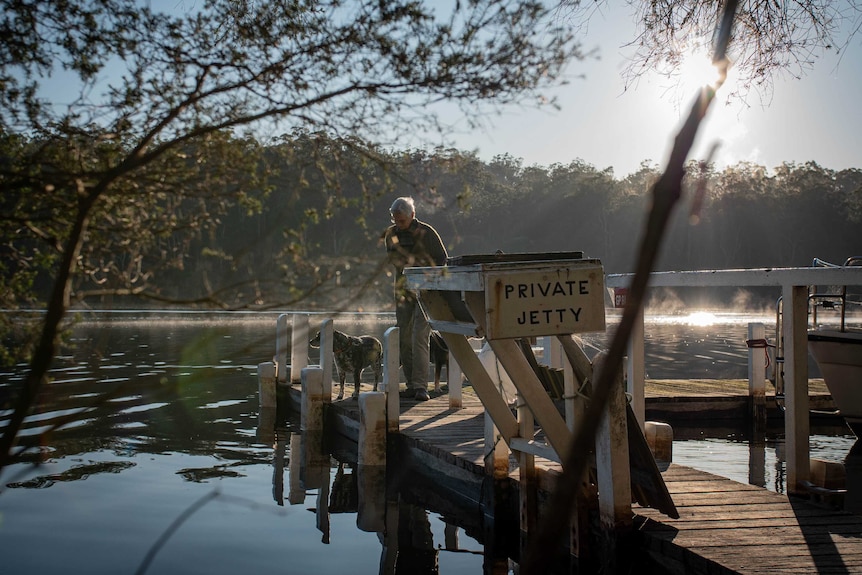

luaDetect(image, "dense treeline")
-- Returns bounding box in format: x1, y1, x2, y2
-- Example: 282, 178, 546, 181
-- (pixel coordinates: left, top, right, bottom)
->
5, 131, 860, 312
96, 134, 862, 309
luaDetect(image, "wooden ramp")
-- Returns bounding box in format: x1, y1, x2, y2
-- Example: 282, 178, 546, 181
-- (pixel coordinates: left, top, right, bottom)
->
314, 385, 862, 575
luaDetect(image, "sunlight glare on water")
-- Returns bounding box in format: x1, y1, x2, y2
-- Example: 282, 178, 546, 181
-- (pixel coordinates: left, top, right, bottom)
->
684, 311, 717, 326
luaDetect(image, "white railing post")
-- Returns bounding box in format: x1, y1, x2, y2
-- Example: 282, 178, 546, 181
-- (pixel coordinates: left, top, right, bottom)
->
594, 351, 632, 570
626, 307, 646, 431
784, 284, 810, 495
300, 366, 328, 489
276, 314, 290, 383
319, 318, 334, 399
747, 322, 767, 428
291, 313, 309, 384
382, 327, 401, 432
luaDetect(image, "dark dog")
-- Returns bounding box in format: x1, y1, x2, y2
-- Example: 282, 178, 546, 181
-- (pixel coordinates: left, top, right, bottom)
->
310, 329, 383, 400
430, 330, 449, 393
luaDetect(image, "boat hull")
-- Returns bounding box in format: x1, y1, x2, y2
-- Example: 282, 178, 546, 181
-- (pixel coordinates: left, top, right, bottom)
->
808, 329, 862, 436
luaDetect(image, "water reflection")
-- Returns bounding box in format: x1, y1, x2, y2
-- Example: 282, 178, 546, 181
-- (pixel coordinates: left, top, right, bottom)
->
267, 422, 467, 575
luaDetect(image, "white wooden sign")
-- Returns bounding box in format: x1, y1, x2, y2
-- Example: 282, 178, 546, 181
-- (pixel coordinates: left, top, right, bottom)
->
485, 264, 605, 339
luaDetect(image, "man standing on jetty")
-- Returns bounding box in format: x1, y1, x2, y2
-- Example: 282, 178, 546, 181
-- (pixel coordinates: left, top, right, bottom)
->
383, 196, 448, 401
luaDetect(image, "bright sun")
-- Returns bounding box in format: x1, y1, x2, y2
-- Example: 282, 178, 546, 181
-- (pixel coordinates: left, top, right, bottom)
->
669, 46, 731, 102
680, 50, 726, 91
642, 44, 743, 167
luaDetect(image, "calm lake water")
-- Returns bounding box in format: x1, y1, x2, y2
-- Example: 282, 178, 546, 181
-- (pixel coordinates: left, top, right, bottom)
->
0, 310, 858, 574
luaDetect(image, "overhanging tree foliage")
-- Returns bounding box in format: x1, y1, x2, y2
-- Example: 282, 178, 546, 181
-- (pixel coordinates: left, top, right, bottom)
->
561, 0, 862, 103
0, 0, 580, 469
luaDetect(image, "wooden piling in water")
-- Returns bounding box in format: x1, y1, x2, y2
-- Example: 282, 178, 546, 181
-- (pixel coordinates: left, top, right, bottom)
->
300, 366, 328, 489
358, 392, 387, 466
258, 361, 276, 408
357, 392, 387, 533
517, 388, 537, 564
257, 406, 276, 445
301, 366, 326, 432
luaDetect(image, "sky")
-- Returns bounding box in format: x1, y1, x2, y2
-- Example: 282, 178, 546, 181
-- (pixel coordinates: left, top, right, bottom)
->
441, 3, 862, 178
30, 1, 862, 181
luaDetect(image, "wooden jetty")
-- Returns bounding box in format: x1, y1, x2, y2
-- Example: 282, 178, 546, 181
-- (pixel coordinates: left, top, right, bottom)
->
260, 257, 862, 573
280, 382, 862, 575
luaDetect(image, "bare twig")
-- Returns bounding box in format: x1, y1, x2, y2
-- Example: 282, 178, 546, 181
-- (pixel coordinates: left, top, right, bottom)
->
521, 1, 739, 572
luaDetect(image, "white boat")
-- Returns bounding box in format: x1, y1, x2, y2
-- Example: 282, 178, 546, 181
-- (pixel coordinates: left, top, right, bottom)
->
805, 257, 862, 435
808, 329, 862, 435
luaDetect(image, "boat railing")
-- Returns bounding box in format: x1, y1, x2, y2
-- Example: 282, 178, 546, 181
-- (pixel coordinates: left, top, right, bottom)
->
810, 256, 862, 332
771, 256, 862, 400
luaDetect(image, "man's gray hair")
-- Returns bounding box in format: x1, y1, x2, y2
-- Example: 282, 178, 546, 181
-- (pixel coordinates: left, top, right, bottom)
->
390, 196, 415, 216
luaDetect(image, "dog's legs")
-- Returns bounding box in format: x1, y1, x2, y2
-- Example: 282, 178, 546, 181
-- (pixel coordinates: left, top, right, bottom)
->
336, 372, 346, 400
372, 365, 380, 392
433, 363, 443, 394
352, 368, 361, 398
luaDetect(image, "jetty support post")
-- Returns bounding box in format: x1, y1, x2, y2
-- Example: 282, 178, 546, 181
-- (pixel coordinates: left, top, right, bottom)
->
783, 284, 811, 495
256, 409, 276, 446
627, 308, 646, 430
448, 350, 463, 409
517, 388, 536, 564
257, 361, 277, 442
544, 334, 578, 429
318, 318, 334, 398
747, 322, 768, 431
555, 334, 595, 567
381, 327, 400, 433
300, 366, 329, 490
593, 351, 633, 573
356, 392, 387, 533
275, 314, 290, 383
477, 327, 513, 570
483, 410, 512, 570
291, 313, 309, 384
